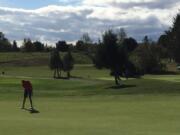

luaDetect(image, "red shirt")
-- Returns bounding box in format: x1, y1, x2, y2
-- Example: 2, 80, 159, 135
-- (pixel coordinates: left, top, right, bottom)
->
22, 81, 32, 91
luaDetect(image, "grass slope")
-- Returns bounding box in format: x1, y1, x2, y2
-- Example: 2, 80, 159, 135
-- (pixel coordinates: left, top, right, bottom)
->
0, 52, 92, 66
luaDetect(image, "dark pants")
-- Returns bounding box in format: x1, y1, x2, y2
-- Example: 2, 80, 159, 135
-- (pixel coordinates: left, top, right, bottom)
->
24, 89, 32, 97
22, 89, 33, 109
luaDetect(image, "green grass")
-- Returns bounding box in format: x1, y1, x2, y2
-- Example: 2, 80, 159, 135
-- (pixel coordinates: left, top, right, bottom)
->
2, 95, 180, 135
1, 65, 180, 135
0, 52, 48, 61
0, 52, 92, 66
144, 75, 180, 82
0, 65, 110, 79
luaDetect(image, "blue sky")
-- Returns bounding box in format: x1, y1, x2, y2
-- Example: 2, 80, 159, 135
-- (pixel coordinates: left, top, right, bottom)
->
0, 0, 180, 45
0, 0, 81, 8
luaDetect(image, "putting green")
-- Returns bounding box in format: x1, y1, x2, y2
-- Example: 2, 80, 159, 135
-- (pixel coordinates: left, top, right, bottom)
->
1, 96, 180, 135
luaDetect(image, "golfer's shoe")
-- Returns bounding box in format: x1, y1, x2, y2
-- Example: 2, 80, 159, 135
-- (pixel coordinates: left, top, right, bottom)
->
30, 107, 34, 110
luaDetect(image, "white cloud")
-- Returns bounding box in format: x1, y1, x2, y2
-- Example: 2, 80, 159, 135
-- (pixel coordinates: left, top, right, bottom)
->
0, 0, 179, 45
83, 0, 156, 5
83, 0, 179, 9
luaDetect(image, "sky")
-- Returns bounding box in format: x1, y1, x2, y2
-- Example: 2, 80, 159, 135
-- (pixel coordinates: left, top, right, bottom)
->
0, 0, 179, 45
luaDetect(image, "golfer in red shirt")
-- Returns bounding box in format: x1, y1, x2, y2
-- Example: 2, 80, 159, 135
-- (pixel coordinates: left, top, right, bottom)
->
21, 80, 34, 109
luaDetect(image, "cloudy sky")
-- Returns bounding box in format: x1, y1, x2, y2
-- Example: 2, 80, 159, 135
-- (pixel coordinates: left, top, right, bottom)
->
0, 0, 179, 45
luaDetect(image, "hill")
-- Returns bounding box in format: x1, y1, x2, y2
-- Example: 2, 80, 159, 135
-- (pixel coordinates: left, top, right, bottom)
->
0, 52, 92, 66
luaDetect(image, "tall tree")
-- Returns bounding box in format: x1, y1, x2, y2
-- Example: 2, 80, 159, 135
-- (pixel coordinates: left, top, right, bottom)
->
81, 33, 92, 44
22, 38, 35, 52
56, 41, 69, 52
117, 28, 127, 45
160, 12, 180, 62
171, 13, 180, 62
158, 34, 168, 48
0, 32, 5, 40
122, 37, 138, 53
33, 41, 44, 51
0, 32, 12, 52
94, 30, 127, 85
49, 49, 63, 78
158, 30, 174, 59
63, 51, 74, 78
75, 40, 87, 52
12, 40, 19, 52
143, 35, 150, 45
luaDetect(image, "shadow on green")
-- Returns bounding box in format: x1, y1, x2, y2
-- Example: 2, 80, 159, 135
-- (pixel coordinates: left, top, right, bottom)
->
22, 108, 40, 114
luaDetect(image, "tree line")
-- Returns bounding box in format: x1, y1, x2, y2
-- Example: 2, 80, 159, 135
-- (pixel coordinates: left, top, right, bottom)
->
0, 12, 180, 84
0, 33, 97, 53
93, 12, 180, 85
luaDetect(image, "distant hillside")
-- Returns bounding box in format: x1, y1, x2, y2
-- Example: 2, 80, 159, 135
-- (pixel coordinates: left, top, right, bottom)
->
0, 52, 92, 66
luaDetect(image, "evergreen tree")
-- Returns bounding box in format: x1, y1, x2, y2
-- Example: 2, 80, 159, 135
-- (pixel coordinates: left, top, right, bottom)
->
12, 40, 19, 52
160, 12, 180, 62
63, 51, 74, 78
94, 30, 127, 85
49, 49, 63, 78
143, 36, 150, 46
33, 41, 44, 51
171, 13, 180, 62
56, 41, 69, 52
122, 37, 138, 53
75, 40, 86, 51
117, 28, 127, 45
0, 32, 12, 52
81, 33, 92, 44
22, 38, 35, 52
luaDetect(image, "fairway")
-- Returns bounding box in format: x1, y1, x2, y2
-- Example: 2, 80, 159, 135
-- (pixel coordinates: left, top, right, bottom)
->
1, 66, 180, 135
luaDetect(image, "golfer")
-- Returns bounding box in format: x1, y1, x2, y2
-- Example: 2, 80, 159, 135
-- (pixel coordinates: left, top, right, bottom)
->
21, 80, 34, 110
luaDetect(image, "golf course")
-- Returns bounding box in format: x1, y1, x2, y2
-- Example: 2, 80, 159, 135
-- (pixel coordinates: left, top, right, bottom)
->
0, 0, 180, 134
1, 62, 180, 135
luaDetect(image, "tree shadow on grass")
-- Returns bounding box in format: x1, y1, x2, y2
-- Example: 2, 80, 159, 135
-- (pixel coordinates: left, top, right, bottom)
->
54, 76, 84, 80
71, 76, 84, 79
23, 108, 40, 114
150, 71, 179, 75
107, 84, 137, 90
54, 77, 69, 80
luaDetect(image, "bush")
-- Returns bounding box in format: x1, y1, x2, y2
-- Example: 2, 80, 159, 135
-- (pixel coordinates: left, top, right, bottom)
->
130, 44, 166, 74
